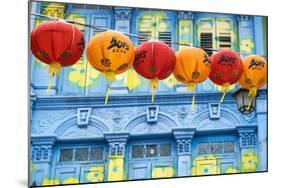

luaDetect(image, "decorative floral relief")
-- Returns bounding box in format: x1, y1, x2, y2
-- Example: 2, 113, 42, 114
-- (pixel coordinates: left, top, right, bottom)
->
32, 110, 76, 134
62, 126, 102, 138
131, 123, 170, 134
197, 118, 234, 130
92, 107, 144, 131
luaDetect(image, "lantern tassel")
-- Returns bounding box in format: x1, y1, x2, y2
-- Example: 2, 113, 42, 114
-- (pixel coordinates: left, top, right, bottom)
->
187, 82, 196, 111
246, 87, 257, 111
105, 87, 110, 105
220, 82, 230, 103
104, 72, 115, 105
47, 62, 61, 95
191, 93, 195, 111
47, 73, 55, 95
150, 79, 159, 103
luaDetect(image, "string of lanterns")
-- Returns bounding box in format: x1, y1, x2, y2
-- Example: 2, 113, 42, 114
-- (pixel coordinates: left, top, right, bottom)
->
30, 14, 267, 112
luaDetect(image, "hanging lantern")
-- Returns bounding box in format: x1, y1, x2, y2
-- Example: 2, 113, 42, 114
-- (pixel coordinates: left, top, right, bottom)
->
86, 30, 135, 104
209, 49, 243, 102
133, 41, 176, 103
173, 47, 210, 110
31, 21, 85, 94
238, 55, 267, 110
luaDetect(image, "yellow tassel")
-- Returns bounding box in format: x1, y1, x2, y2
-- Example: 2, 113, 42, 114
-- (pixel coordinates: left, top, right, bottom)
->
187, 82, 196, 92
47, 62, 61, 95
191, 93, 195, 111
150, 79, 159, 103
246, 87, 257, 111
105, 72, 116, 82
104, 72, 115, 105
187, 82, 196, 111
220, 82, 230, 103
47, 73, 55, 95
105, 87, 110, 105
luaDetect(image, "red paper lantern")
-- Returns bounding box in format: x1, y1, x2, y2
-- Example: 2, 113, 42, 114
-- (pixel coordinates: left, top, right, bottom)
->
209, 49, 243, 102
31, 21, 85, 93
133, 41, 176, 102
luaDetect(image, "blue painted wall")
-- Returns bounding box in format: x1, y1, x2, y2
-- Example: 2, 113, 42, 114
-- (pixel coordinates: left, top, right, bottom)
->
29, 2, 267, 186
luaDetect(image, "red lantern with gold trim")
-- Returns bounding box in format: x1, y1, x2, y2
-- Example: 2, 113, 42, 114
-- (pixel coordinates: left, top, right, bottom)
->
133, 41, 176, 103
209, 49, 243, 102
31, 21, 85, 93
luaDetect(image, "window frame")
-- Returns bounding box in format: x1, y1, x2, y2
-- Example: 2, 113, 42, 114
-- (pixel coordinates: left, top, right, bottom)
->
197, 140, 236, 156
57, 146, 106, 164
130, 142, 173, 159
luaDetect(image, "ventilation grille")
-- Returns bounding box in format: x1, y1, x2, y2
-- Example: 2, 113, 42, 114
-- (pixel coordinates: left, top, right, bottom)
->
138, 31, 151, 45
200, 32, 213, 56
158, 32, 172, 46
218, 32, 231, 49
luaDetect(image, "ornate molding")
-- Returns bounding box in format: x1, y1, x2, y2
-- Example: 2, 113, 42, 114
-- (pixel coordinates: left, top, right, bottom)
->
209, 103, 220, 119
173, 128, 195, 155
189, 108, 241, 128
122, 111, 180, 134
77, 108, 91, 128
177, 106, 188, 119
237, 126, 257, 148
32, 110, 76, 134
178, 11, 194, 20
237, 15, 254, 21
31, 136, 56, 163
114, 8, 132, 19
131, 122, 170, 135
52, 114, 110, 137
92, 107, 142, 131
62, 125, 103, 138
109, 142, 126, 156
104, 133, 129, 156
31, 145, 53, 162
146, 106, 159, 124
197, 118, 234, 130
176, 138, 192, 155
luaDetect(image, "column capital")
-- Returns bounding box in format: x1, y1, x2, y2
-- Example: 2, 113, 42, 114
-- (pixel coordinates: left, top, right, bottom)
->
31, 136, 56, 163
172, 127, 196, 140
104, 132, 130, 143
173, 128, 196, 155
104, 132, 129, 156
237, 125, 257, 149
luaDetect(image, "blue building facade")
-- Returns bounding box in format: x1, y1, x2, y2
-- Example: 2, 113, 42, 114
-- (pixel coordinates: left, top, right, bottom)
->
29, 2, 268, 186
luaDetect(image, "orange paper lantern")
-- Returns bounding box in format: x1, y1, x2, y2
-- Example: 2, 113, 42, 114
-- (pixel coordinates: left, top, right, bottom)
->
86, 30, 135, 104
238, 55, 267, 110
173, 47, 211, 109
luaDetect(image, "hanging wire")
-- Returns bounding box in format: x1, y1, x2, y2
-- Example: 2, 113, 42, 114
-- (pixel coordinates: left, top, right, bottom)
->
30, 12, 267, 58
